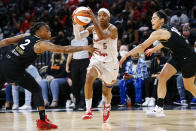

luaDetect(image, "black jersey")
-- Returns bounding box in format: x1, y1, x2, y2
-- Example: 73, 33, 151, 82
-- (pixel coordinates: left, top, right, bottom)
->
6, 35, 41, 69
159, 25, 195, 60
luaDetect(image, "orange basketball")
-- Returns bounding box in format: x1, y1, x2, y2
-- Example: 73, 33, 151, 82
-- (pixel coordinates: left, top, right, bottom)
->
73, 7, 91, 26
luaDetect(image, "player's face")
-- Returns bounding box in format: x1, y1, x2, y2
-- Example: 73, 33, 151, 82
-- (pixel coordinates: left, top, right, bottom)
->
98, 11, 110, 25
151, 13, 164, 30
39, 25, 51, 40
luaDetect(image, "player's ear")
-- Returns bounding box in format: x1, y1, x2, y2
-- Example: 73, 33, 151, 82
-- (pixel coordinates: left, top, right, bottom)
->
161, 18, 164, 24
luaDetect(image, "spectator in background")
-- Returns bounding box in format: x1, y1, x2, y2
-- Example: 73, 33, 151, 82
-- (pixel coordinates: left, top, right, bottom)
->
170, 10, 189, 30
142, 50, 166, 107
181, 23, 195, 47
119, 53, 148, 106
4, 83, 12, 109
20, 12, 31, 33
39, 53, 72, 108
118, 45, 130, 80
54, 31, 69, 46
122, 20, 139, 50
12, 65, 42, 110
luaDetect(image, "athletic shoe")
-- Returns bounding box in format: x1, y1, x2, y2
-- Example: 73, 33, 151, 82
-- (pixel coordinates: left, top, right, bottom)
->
44, 99, 49, 107
12, 104, 19, 110
146, 105, 165, 118
19, 104, 32, 110
69, 102, 75, 108
148, 98, 155, 107
82, 108, 93, 120
173, 98, 188, 106
36, 118, 58, 130
142, 97, 150, 106
49, 101, 58, 108
65, 100, 71, 108
190, 98, 196, 105
103, 105, 111, 123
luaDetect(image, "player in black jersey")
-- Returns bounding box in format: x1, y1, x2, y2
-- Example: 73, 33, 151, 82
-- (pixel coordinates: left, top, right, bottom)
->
120, 10, 196, 117
0, 22, 95, 130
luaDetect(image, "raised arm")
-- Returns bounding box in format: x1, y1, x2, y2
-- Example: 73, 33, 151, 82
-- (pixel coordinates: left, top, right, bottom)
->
0, 34, 26, 48
34, 41, 95, 54
73, 24, 92, 40
72, 13, 93, 40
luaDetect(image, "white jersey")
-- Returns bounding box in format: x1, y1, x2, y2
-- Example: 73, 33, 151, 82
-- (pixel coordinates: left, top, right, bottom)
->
92, 24, 118, 63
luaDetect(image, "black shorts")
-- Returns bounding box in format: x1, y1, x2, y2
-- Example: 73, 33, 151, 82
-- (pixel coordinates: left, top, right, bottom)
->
167, 53, 196, 78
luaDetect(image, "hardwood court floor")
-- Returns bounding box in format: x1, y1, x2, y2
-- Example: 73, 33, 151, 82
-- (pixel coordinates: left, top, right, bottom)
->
0, 109, 196, 131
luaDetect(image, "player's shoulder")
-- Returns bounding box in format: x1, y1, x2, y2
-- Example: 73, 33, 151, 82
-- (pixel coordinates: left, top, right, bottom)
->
108, 24, 117, 31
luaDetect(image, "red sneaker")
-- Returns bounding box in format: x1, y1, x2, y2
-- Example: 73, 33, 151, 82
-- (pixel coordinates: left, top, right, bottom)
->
103, 105, 111, 123
36, 117, 58, 130
82, 108, 93, 120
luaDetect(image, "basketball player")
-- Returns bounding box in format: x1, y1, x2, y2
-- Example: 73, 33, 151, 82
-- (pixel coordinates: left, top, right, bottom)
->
120, 10, 196, 117
73, 8, 119, 122
0, 22, 95, 130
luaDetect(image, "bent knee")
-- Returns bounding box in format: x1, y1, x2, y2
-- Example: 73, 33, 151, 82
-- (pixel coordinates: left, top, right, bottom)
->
86, 68, 98, 80
158, 73, 168, 83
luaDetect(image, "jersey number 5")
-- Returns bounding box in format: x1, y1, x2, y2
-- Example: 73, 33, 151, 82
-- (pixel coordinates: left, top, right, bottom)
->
20, 39, 30, 50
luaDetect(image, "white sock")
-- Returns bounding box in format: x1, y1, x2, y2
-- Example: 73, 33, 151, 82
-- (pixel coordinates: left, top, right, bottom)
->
105, 103, 110, 108
102, 94, 105, 102
85, 98, 92, 112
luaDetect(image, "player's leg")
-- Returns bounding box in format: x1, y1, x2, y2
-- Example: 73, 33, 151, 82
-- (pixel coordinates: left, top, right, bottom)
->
147, 63, 177, 117
102, 63, 119, 123
183, 76, 196, 97
82, 66, 98, 120
17, 72, 57, 129
102, 83, 113, 122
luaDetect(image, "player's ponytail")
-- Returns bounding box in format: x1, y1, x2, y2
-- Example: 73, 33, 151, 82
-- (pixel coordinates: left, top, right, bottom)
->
30, 22, 48, 35
156, 10, 168, 24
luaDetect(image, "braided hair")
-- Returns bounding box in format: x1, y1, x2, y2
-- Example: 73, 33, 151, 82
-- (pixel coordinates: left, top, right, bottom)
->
30, 22, 48, 35
156, 10, 168, 24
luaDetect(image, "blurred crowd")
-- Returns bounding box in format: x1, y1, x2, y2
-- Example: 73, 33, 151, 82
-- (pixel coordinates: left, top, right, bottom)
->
0, 0, 196, 110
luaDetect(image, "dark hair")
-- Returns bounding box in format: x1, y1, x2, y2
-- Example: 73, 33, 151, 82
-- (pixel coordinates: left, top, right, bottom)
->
30, 22, 48, 35
156, 10, 168, 24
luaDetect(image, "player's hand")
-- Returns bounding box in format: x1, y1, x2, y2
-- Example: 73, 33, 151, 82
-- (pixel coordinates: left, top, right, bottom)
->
145, 49, 153, 56
66, 65, 70, 73
86, 44, 97, 53
46, 75, 54, 82
72, 9, 77, 25
67, 77, 72, 86
124, 74, 134, 80
87, 7, 95, 21
120, 55, 127, 68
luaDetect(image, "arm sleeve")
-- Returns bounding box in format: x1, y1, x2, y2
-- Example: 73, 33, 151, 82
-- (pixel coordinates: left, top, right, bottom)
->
73, 24, 89, 40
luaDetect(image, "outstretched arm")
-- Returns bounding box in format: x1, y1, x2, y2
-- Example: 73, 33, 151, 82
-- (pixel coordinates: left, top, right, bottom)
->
145, 43, 164, 56
0, 34, 26, 48
119, 29, 170, 68
34, 41, 95, 54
